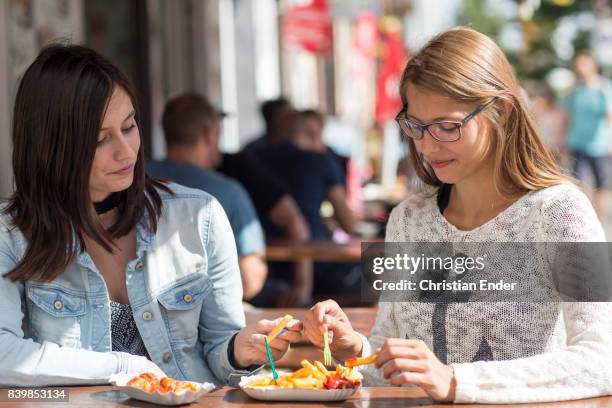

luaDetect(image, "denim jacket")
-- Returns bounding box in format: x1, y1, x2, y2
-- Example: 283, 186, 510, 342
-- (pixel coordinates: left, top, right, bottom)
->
0, 183, 255, 386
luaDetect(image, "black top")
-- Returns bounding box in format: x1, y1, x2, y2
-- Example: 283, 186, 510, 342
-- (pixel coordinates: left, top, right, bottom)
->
327, 148, 349, 186
242, 135, 268, 153
94, 192, 119, 215
437, 183, 452, 213
110, 301, 150, 358
252, 143, 344, 239
217, 152, 290, 221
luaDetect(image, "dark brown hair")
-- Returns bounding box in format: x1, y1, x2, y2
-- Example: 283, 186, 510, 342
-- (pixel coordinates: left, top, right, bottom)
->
3, 44, 169, 282
162, 93, 220, 148
261, 97, 292, 129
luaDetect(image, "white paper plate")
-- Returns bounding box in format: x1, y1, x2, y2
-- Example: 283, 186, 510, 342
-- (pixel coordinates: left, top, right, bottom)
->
239, 374, 360, 402
109, 373, 216, 406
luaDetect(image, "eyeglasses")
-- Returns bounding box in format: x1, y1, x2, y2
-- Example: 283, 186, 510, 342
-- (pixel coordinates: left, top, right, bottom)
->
395, 98, 497, 143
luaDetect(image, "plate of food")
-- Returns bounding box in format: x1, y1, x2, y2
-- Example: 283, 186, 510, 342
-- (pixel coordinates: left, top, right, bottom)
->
109, 372, 216, 406
239, 360, 363, 402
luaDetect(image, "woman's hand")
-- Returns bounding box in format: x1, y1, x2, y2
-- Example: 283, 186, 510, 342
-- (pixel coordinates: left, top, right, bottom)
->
375, 339, 456, 402
303, 299, 363, 361
119, 352, 167, 378
233, 317, 303, 367
144, 361, 167, 379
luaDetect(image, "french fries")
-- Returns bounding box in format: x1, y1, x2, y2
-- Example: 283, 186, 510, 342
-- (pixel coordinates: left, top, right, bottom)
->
126, 373, 199, 394
300, 360, 326, 380
244, 360, 362, 390
344, 353, 378, 368
267, 314, 293, 341
314, 360, 330, 377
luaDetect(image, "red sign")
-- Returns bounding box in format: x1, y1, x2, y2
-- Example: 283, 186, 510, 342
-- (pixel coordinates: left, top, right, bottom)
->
354, 11, 378, 60
283, 0, 332, 54
375, 30, 407, 124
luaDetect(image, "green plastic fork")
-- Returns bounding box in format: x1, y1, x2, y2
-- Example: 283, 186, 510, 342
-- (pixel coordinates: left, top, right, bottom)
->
323, 330, 332, 366
264, 336, 279, 384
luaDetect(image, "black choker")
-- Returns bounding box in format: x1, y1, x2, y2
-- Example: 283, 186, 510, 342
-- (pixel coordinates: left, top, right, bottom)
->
94, 193, 118, 215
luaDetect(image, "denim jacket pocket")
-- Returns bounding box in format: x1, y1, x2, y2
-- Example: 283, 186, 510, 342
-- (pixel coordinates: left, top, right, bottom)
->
157, 273, 211, 344
26, 285, 86, 348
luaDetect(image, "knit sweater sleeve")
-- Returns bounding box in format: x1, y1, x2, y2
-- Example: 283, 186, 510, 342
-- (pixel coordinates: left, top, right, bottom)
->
360, 203, 406, 385
360, 302, 400, 385
452, 187, 612, 404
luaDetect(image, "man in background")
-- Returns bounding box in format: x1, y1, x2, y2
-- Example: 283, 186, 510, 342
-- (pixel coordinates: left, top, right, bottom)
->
252, 109, 358, 304
152, 93, 312, 307
243, 97, 296, 152
148, 94, 267, 301
292, 109, 349, 185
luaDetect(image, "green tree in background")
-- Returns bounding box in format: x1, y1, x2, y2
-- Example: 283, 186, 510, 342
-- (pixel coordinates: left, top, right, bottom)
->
458, 0, 596, 81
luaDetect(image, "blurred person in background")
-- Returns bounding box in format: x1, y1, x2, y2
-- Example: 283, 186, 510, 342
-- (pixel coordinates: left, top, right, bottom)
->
151, 93, 312, 308
243, 97, 296, 152
254, 113, 360, 304
148, 94, 267, 301
248, 99, 356, 305
563, 51, 612, 216
219, 151, 313, 309
291, 110, 327, 152
291, 109, 354, 241
292, 109, 349, 184
530, 83, 566, 164
218, 138, 313, 309
259, 119, 355, 241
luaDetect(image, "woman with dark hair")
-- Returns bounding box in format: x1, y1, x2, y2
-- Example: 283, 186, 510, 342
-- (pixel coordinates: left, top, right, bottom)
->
0, 44, 301, 386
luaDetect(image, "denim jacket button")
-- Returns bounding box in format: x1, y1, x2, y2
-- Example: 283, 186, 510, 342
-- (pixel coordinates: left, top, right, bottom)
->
135, 261, 144, 270
183, 294, 193, 303
142, 311, 153, 321
163, 352, 172, 363
53, 300, 63, 310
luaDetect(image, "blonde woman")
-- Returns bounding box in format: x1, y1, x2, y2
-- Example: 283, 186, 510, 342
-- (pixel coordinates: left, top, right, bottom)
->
304, 27, 612, 403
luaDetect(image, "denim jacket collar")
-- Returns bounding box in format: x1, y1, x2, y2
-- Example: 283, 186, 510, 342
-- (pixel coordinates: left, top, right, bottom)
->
75, 211, 155, 270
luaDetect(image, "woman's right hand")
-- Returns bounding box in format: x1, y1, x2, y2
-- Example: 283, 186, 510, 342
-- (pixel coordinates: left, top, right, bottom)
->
303, 299, 363, 361
140, 359, 167, 379
116, 352, 167, 378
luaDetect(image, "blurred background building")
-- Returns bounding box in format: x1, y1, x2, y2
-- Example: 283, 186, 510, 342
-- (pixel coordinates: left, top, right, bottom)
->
1, 0, 611, 229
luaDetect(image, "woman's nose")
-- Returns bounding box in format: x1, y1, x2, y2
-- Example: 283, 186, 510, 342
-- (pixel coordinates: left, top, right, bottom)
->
416, 130, 441, 155
113, 133, 137, 162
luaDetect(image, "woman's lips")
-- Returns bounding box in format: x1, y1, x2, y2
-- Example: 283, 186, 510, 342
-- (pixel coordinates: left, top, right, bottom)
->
111, 163, 134, 176
429, 159, 455, 169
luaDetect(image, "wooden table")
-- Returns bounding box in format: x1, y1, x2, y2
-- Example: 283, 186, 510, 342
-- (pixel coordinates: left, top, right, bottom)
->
2, 385, 610, 407
245, 308, 377, 368
265, 239, 379, 263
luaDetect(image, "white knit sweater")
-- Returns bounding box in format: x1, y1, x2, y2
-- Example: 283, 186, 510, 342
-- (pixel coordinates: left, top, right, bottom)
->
359, 183, 612, 404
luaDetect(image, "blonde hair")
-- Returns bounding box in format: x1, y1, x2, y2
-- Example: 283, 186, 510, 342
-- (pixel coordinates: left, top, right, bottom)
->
400, 27, 568, 196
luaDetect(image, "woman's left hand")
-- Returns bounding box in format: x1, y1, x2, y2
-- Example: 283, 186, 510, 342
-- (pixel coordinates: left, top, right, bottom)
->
233, 317, 303, 367
375, 338, 456, 402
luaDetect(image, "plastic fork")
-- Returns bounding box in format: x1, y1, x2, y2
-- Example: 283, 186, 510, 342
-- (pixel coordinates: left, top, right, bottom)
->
263, 337, 279, 384
323, 330, 332, 366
